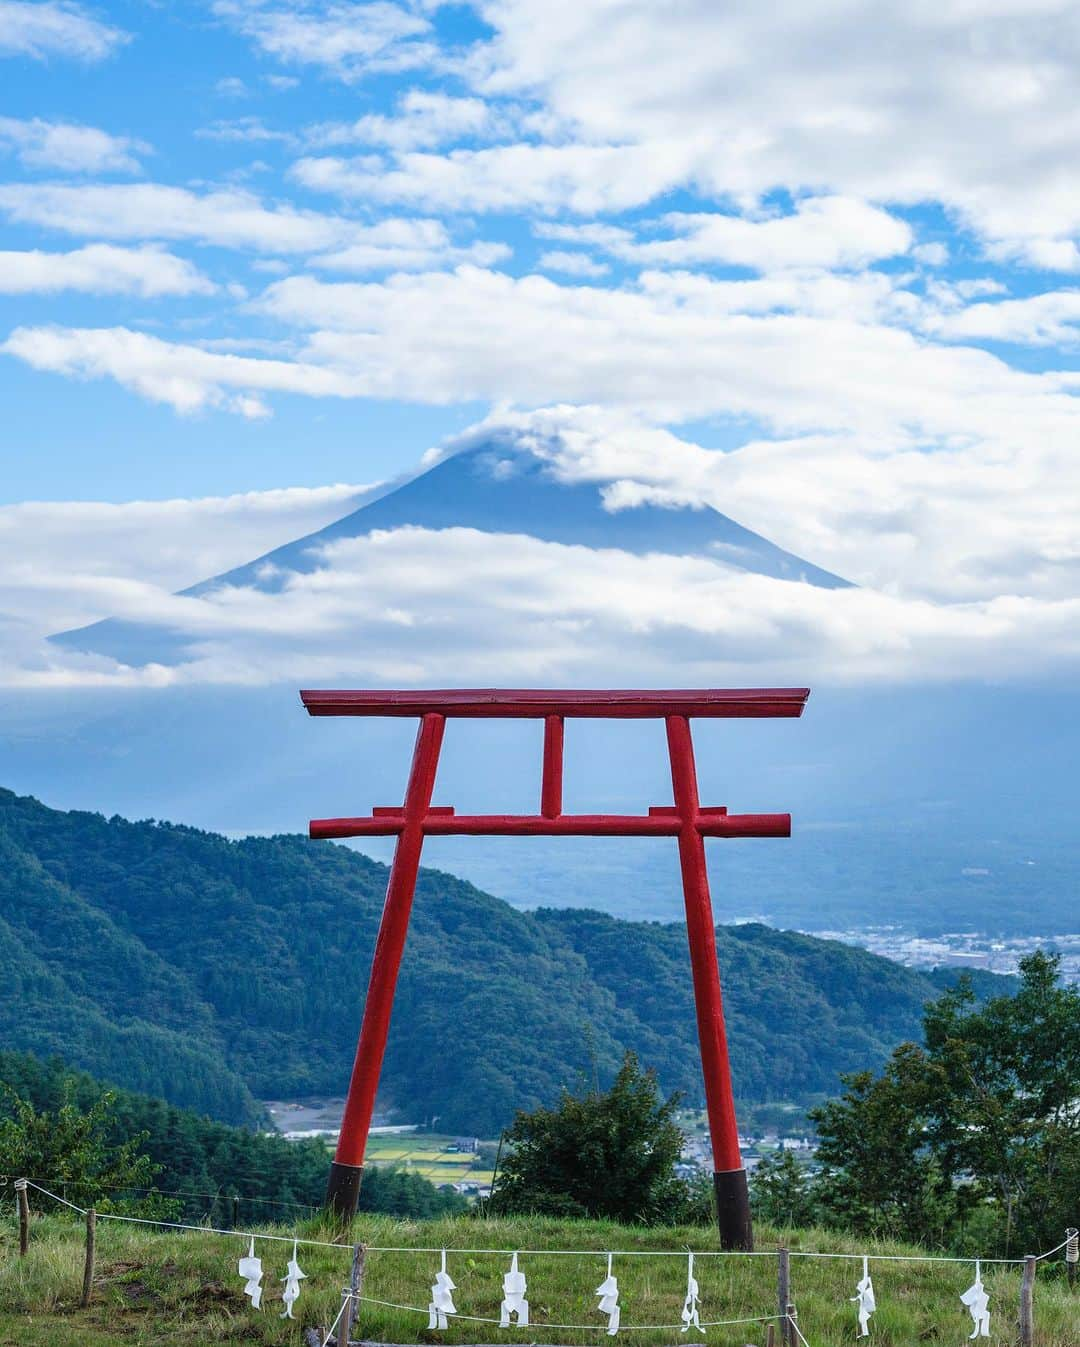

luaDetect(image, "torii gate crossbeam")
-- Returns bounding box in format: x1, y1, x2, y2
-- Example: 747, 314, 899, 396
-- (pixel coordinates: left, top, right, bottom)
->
301, 687, 810, 1249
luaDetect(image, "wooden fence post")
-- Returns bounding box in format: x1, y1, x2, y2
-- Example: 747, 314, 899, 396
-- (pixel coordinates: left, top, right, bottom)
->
765, 1324, 775, 1347
786, 1302, 798, 1346
81, 1208, 96, 1308
342, 1243, 365, 1345
1019, 1254, 1036, 1347
231, 1195, 240, 1231
1066, 1228, 1078, 1289
15, 1179, 29, 1256
777, 1247, 791, 1347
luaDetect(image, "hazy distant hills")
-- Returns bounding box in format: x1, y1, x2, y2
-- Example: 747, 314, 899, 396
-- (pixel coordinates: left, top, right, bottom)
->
0, 786, 1005, 1134
54, 439, 850, 666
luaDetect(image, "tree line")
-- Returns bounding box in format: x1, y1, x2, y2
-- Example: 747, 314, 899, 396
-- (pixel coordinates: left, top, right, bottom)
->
0, 1053, 464, 1222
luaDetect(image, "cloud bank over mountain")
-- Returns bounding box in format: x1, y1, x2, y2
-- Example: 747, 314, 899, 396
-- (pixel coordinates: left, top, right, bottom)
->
4, 2, 1080, 692
0, 411, 1074, 690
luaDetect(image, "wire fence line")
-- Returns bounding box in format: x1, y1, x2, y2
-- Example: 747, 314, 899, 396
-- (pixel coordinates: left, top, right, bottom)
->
14, 1180, 1080, 1347
1, 1173, 320, 1214
16, 1181, 1074, 1269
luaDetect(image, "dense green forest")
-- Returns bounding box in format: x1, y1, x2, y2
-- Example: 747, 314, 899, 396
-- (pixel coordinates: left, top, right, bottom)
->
0, 1052, 463, 1221
0, 787, 1006, 1135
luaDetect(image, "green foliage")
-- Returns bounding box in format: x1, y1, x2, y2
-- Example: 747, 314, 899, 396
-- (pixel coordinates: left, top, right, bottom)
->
750, 1150, 820, 1229
0, 1053, 464, 1222
0, 1081, 167, 1215
490, 1051, 690, 1224
810, 953, 1080, 1254
0, 787, 1006, 1136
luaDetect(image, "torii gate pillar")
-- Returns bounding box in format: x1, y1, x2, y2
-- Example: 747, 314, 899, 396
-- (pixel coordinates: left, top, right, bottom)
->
302, 687, 810, 1249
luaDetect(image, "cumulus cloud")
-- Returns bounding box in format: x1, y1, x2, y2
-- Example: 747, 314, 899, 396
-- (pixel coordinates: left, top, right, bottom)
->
308, 90, 496, 151
466, 0, 1080, 262
6, 261, 1080, 609
0, 324, 361, 416
0, 181, 506, 270
0, 482, 371, 636
0, 181, 378, 253
0, 116, 145, 173
214, 0, 436, 81
537, 198, 913, 271
924, 288, 1080, 345
5, 523, 1080, 690
308, 217, 510, 271
291, 140, 698, 214
0, 245, 214, 297
537, 250, 609, 277
0, 0, 127, 61
441, 405, 1080, 608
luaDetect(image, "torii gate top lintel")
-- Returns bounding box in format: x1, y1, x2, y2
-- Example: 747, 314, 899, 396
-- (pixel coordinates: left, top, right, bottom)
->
301, 687, 808, 841
303, 686, 810, 1250
300, 686, 810, 718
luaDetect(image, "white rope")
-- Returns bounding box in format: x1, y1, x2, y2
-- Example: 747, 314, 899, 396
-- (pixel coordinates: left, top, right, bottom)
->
1034, 1236, 1071, 1261
21, 1181, 1075, 1267
788, 1311, 814, 1347
23, 1182, 85, 1214
358, 1294, 776, 1332
320, 1290, 352, 1347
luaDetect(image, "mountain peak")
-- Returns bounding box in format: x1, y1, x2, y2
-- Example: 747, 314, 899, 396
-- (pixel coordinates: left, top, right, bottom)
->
54, 434, 850, 665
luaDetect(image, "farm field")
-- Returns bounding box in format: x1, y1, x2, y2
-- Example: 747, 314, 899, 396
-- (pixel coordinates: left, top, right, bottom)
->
363, 1135, 495, 1188
1, 1211, 1075, 1347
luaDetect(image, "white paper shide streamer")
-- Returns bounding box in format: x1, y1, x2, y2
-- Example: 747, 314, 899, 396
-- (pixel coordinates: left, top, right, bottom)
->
427, 1248, 458, 1330
595, 1252, 621, 1335
680, 1250, 703, 1333
238, 1236, 263, 1309
960, 1260, 991, 1338
850, 1255, 875, 1336
280, 1238, 307, 1319
499, 1251, 529, 1328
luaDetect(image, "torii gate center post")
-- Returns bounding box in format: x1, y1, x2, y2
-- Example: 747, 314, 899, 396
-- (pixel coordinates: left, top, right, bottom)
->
301, 687, 810, 1250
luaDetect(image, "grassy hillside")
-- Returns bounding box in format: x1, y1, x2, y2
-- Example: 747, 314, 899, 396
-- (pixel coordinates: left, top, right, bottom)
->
2, 1211, 1075, 1347
0, 787, 1008, 1134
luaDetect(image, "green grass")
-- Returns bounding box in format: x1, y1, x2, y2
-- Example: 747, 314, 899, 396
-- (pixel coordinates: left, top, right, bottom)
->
1, 1211, 1076, 1346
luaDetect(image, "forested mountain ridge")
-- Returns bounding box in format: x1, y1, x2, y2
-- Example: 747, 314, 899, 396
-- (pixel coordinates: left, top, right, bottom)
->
0, 787, 1005, 1135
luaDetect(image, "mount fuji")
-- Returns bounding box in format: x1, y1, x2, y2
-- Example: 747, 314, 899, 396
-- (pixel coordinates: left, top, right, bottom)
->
54, 438, 850, 666
22, 436, 1074, 944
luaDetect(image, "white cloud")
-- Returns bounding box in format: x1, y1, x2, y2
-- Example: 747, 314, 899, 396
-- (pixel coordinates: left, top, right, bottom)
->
291, 140, 698, 213
0, 116, 144, 173
539, 197, 912, 271
0, 0, 127, 61
5, 523, 1079, 689
215, 75, 250, 97
0, 324, 367, 416
307, 216, 510, 271
0, 482, 371, 637
244, 267, 1080, 451
0, 245, 214, 297
308, 90, 495, 151
458, 0, 1080, 262
215, 0, 435, 81
0, 181, 506, 269
443, 405, 1080, 609
925, 289, 1080, 345
537, 250, 609, 277
7, 278, 1080, 615
0, 182, 361, 253
197, 117, 298, 146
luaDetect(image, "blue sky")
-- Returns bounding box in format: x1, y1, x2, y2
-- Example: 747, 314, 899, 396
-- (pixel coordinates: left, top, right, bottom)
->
3, 0, 1080, 691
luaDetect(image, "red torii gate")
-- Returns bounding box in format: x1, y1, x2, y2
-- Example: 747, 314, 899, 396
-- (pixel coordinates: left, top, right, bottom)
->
302, 687, 810, 1249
